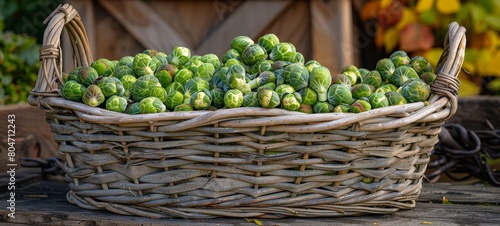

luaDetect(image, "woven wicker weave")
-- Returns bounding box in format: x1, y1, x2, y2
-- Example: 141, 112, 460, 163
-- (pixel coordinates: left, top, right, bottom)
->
29, 4, 466, 219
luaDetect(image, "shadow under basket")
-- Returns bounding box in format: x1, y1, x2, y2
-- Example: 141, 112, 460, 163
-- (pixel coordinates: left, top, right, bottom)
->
29, 4, 467, 219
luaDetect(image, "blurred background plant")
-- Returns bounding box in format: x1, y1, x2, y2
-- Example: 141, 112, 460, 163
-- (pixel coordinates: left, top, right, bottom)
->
360, 0, 500, 96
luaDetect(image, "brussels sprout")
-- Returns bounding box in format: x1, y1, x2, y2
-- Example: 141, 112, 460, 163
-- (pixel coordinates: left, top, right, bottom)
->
273, 60, 290, 70
349, 99, 372, 113
133, 53, 157, 77
257, 88, 280, 108
224, 89, 244, 108
292, 52, 305, 64
125, 102, 141, 114
231, 36, 254, 55
228, 64, 251, 94
201, 53, 221, 70
389, 50, 410, 68
385, 91, 408, 105
120, 74, 136, 98
188, 59, 203, 75
401, 79, 431, 103
420, 71, 437, 85
257, 82, 277, 93
241, 44, 267, 66
165, 90, 184, 111
313, 101, 334, 113
131, 75, 161, 102
275, 84, 295, 99
258, 33, 280, 53
150, 86, 168, 103
248, 71, 276, 90
333, 104, 350, 113
170, 46, 191, 66
351, 83, 374, 99
93, 76, 116, 98
375, 84, 398, 94
376, 58, 396, 83
172, 68, 192, 86
184, 77, 210, 103
174, 103, 194, 112
257, 60, 274, 73
143, 49, 158, 57
166, 81, 185, 94
77, 66, 99, 87
91, 58, 115, 77
274, 69, 285, 86
82, 85, 105, 107
410, 56, 432, 75
282, 92, 302, 111
210, 87, 225, 109
222, 49, 241, 64
368, 91, 389, 109
194, 62, 216, 81
327, 84, 352, 106
152, 56, 165, 69
61, 80, 86, 101
363, 70, 382, 89
139, 97, 166, 114
331, 74, 352, 88
298, 87, 318, 106
342, 65, 362, 84
283, 63, 309, 91
105, 95, 128, 113
110, 77, 125, 97
190, 89, 212, 110
65, 67, 81, 83
269, 42, 296, 62
224, 58, 244, 68
391, 65, 419, 87
242, 92, 260, 107
155, 63, 176, 88
305, 60, 321, 74
117, 56, 134, 68
297, 103, 313, 114
309, 66, 332, 102
113, 65, 134, 79
358, 68, 370, 77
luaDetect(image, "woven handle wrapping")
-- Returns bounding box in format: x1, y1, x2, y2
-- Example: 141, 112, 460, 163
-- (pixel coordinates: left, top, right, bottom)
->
30, 3, 93, 99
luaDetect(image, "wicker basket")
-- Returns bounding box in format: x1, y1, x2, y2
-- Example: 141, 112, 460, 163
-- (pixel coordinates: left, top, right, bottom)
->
29, 4, 466, 219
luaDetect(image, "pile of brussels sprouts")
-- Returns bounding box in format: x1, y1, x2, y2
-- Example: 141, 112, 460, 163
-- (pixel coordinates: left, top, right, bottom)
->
61, 34, 436, 114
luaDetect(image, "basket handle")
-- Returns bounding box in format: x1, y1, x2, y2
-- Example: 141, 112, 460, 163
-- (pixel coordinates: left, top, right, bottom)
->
430, 22, 466, 119
30, 3, 93, 99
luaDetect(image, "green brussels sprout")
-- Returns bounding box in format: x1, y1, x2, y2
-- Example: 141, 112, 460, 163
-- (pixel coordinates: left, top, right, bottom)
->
173, 68, 193, 86
194, 62, 216, 81
166, 81, 185, 94
333, 104, 350, 113
297, 103, 313, 114
309, 66, 332, 102
327, 84, 352, 106
274, 69, 285, 86
349, 99, 372, 113
224, 89, 244, 108
190, 89, 212, 110
174, 103, 194, 112
269, 42, 296, 62
390, 65, 419, 87
150, 86, 168, 103
282, 92, 302, 111
139, 97, 166, 114
385, 91, 408, 105
273, 60, 290, 70
222, 49, 241, 64
105, 95, 128, 113
358, 68, 370, 77
228, 64, 251, 94
82, 85, 105, 107
410, 56, 432, 75
331, 74, 352, 88
93, 76, 117, 98
133, 53, 157, 77
65, 67, 81, 83
224, 58, 244, 68
188, 59, 203, 75
231, 36, 254, 55
210, 87, 225, 109
131, 74, 161, 102
363, 70, 382, 89
375, 84, 398, 94
125, 102, 141, 114
376, 58, 396, 83
292, 52, 305, 64
420, 71, 437, 85
257, 88, 280, 108
91, 58, 115, 77
275, 84, 295, 99
117, 56, 134, 68
111, 77, 125, 97
77, 66, 99, 87
61, 80, 86, 101
257, 82, 277, 93
368, 91, 389, 109
298, 87, 318, 106
152, 56, 166, 70
111, 60, 118, 69
257, 60, 274, 73
313, 101, 334, 113
201, 53, 221, 70
248, 71, 276, 90
283, 63, 309, 91
113, 65, 134, 79
351, 83, 374, 99
165, 90, 184, 111
400, 79, 431, 103
242, 91, 260, 107
305, 60, 321, 74
183, 77, 210, 103
343, 65, 362, 83
120, 74, 136, 98
242, 44, 268, 66
258, 33, 280, 53
390, 50, 410, 68
155, 63, 176, 88
170, 46, 191, 66
143, 49, 158, 57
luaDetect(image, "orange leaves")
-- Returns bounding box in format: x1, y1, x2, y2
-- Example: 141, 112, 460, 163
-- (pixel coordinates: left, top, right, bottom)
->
399, 23, 435, 53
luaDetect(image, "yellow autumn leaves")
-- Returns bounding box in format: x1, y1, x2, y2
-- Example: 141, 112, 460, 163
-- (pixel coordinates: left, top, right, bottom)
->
416, 0, 461, 15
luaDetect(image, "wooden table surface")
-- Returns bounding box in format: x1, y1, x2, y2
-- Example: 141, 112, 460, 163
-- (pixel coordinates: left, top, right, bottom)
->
1, 169, 499, 226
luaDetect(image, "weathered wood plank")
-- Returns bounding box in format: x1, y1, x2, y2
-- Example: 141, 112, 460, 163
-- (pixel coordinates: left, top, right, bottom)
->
420, 182, 500, 204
